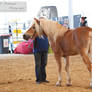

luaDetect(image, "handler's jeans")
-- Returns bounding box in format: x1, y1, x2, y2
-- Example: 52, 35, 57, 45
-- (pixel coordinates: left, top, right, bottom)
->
34, 52, 48, 82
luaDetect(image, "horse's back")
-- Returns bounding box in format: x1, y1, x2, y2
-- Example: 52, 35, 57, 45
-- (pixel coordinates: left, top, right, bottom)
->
73, 27, 92, 49
60, 27, 92, 56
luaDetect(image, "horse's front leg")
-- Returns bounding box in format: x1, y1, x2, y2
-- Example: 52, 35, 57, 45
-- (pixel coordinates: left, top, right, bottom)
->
64, 56, 72, 86
54, 54, 62, 86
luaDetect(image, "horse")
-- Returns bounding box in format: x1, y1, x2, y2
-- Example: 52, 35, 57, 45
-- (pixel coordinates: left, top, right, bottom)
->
23, 18, 92, 88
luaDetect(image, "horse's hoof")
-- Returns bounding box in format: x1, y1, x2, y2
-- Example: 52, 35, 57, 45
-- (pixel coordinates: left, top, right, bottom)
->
89, 86, 92, 89
56, 84, 61, 86
56, 82, 61, 86
66, 83, 72, 86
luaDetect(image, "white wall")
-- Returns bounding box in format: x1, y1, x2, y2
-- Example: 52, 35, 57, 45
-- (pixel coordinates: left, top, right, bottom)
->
0, 0, 92, 32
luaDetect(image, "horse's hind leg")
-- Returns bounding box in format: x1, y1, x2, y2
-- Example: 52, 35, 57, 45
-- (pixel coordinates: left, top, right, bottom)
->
90, 69, 92, 89
80, 48, 92, 88
64, 56, 72, 86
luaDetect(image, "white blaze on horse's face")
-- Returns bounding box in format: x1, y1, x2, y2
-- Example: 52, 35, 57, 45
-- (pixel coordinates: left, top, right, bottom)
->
34, 18, 43, 37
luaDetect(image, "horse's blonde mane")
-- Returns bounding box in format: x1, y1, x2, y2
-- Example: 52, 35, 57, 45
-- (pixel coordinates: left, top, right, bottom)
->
35, 18, 68, 42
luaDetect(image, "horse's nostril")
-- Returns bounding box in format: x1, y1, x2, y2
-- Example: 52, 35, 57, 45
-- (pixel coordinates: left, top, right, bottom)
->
23, 34, 26, 39
23, 34, 30, 40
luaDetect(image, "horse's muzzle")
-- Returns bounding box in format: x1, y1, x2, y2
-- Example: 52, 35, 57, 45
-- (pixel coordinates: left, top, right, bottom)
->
23, 34, 30, 40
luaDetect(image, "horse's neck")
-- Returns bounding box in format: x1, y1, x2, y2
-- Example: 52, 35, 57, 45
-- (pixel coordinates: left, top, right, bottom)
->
42, 20, 68, 42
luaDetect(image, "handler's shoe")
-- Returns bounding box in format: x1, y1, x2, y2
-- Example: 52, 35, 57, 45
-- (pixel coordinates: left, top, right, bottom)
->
42, 80, 49, 83
36, 81, 42, 84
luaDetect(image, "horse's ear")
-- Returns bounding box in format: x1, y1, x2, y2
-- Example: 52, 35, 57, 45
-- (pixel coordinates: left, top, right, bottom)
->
34, 18, 40, 25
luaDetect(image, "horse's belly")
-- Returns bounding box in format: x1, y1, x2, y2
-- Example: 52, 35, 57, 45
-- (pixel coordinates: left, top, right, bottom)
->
63, 50, 79, 56
62, 45, 79, 56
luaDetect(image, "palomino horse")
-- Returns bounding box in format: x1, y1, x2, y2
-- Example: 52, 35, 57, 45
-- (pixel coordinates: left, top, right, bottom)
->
23, 18, 92, 88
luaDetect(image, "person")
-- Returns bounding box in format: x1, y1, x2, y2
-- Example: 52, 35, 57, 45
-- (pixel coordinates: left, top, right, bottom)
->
9, 25, 12, 35
33, 35, 49, 84
80, 16, 88, 27
8, 25, 14, 53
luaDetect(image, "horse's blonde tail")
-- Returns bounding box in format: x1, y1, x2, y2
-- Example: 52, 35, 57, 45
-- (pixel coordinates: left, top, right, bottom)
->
88, 31, 92, 63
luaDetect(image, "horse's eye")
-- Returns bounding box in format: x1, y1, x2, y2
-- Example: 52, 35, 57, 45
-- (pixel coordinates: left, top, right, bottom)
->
33, 26, 35, 29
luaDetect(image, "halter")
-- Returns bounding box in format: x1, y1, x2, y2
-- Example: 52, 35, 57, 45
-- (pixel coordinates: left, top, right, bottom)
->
31, 30, 36, 39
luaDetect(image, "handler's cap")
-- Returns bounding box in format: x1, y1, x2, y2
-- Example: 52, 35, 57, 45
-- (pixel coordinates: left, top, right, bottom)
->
81, 16, 87, 20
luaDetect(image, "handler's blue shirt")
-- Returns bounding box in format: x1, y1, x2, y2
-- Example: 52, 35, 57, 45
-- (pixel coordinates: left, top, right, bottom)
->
33, 36, 48, 53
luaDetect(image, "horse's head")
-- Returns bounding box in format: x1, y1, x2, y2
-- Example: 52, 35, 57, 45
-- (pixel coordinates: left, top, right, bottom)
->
23, 23, 38, 40
23, 18, 47, 40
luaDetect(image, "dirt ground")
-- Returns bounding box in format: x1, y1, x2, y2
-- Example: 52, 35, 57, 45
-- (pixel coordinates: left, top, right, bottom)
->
0, 54, 92, 92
